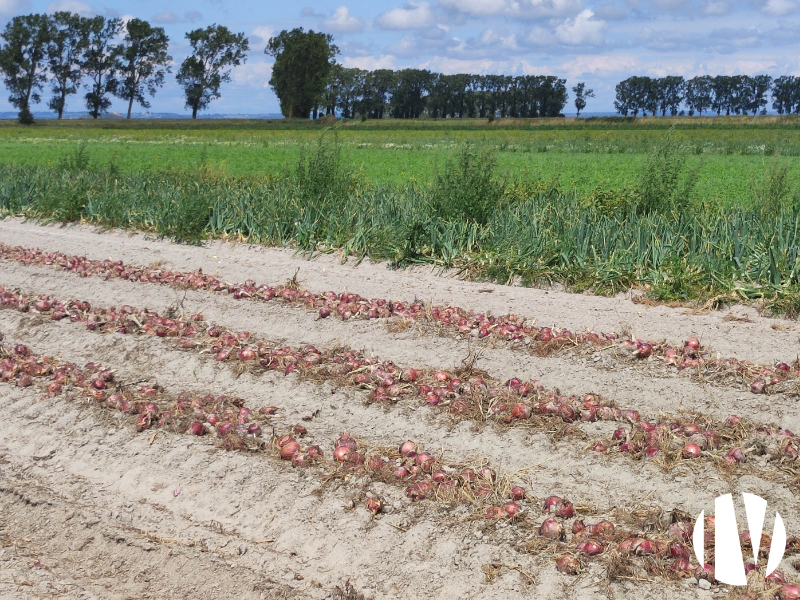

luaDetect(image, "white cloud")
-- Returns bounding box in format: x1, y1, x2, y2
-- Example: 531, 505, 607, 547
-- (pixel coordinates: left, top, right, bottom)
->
46, 0, 96, 16
702, 0, 733, 14
763, 0, 797, 14
0, 0, 30, 16
555, 9, 605, 45
152, 10, 203, 24
376, 2, 435, 30
439, 0, 582, 19
250, 26, 274, 45
322, 6, 365, 33
232, 62, 273, 88
558, 54, 639, 78
420, 56, 512, 74
341, 54, 397, 69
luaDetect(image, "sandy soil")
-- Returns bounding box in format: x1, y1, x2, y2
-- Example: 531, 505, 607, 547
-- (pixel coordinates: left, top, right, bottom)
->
1, 218, 799, 599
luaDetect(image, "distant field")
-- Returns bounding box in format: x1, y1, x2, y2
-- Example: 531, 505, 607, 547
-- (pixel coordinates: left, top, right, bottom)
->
5, 116, 800, 205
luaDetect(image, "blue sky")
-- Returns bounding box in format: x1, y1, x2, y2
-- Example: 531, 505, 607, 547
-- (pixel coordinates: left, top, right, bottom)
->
0, 0, 798, 115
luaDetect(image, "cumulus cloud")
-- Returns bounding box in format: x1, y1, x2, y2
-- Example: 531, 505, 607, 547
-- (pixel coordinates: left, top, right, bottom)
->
152, 10, 203, 24
250, 26, 274, 45
322, 6, 365, 33
439, 0, 583, 20
232, 62, 273, 87
46, 0, 96, 16
702, 0, 734, 14
555, 9, 605, 45
0, 0, 30, 16
341, 54, 397, 69
376, 2, 436, 29
559, 54, 639, 78
762, 0, 797, 15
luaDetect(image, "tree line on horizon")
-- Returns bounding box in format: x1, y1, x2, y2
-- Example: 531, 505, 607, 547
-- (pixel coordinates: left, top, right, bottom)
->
0, 12, 249, 122
614, 75, 800, 117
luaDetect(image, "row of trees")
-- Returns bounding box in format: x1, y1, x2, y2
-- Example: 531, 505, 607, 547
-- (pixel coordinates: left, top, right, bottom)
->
319, 67, 573, 120
0, 13, 249, 121
266, 28, 581, 120
0, 15, 583, 122
614, 75, 800, 117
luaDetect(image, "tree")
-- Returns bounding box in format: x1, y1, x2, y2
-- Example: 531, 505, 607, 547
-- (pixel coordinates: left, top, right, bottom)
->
114, 19, 171, 119
572, 82, 594, 117
685, 76, 713, 116
176, 25, 249, 119
659, 76, 685, 116
83, 16, 121, 119
0, 14, 53, 123
266, 28, 338, 119
47, 12, 89, 119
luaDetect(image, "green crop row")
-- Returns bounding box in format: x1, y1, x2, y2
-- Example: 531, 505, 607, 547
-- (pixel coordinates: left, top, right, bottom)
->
2, 134, 800, 315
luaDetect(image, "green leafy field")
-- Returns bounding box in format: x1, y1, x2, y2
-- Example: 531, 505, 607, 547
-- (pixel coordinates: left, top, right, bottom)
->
3, 115, 800, 315
4, 116, 800, 205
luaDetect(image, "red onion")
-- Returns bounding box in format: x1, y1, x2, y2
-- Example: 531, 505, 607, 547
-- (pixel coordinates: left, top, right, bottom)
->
751, 379, 766, 394
685, 337, 700, 351
333, 446, 351, 462
780, 585, 800, 600
592, 520, 615, 536
485, 506, 505, 519
318, 307, 331, 319
406, 481, 433, 501
401, 369, 419, 382
671, 558, 691, 572
395, 466, 410, 478
592, 443, 607, 453
432, 470, 447, 483
216, 421, 233, 437
635, 343, 652, 359
291, 452, 307, 467
725, 447, 746, 463
336, 433, 357, 450
365, 497, 383, 514
682, 443, 701, 459
510, 486, 525, 501
503, 502, 521, 516
399, 440, 417, 456
555, 553, 579, 574
645, 447, 659, 458
767, 571, 787, 584
539, 517, 565, 540
611, 428, 628, 441
186, 422, 204, 436
277, 434, 295, 447
479, 467, 496, 482
669, 542, 689, 558
247, 423, 261, 435
46, 381, 62, 396
511, 403, 531, 419
306, 445, 322, 459
668, 521, 692, 541
281, 441, 301, 459
238, 348, 255, 361
726, 414, 741, 426
576, 540, 603, 555
572, 519, 585, 534
777, 362, 791, 371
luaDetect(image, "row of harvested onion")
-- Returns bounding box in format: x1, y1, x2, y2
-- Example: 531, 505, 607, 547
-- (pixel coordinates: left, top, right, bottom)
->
3, 335, 799, 596
0, 243, 793, 396
1, 286, 797, 481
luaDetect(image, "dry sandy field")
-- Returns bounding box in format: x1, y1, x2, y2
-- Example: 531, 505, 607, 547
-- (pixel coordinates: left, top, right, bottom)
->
1, 217, 800, 600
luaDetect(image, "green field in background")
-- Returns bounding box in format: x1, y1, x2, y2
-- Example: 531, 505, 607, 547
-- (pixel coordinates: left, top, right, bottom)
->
5, 115, 800, 205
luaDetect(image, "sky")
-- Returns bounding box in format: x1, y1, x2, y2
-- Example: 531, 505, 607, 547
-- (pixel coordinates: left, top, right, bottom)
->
0, 0, 798, 116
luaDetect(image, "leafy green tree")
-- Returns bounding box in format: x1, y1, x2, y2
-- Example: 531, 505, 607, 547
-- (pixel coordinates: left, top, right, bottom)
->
47, 12, 89, 119
176, 24, 249, 119
114, 19, 171, 119
572, 82, 594, 117
0, 14, 53, 123
266, 28, 338, 119
83, 16, 122, 119
685, 76, 713, 116
658, 76, 685, 116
